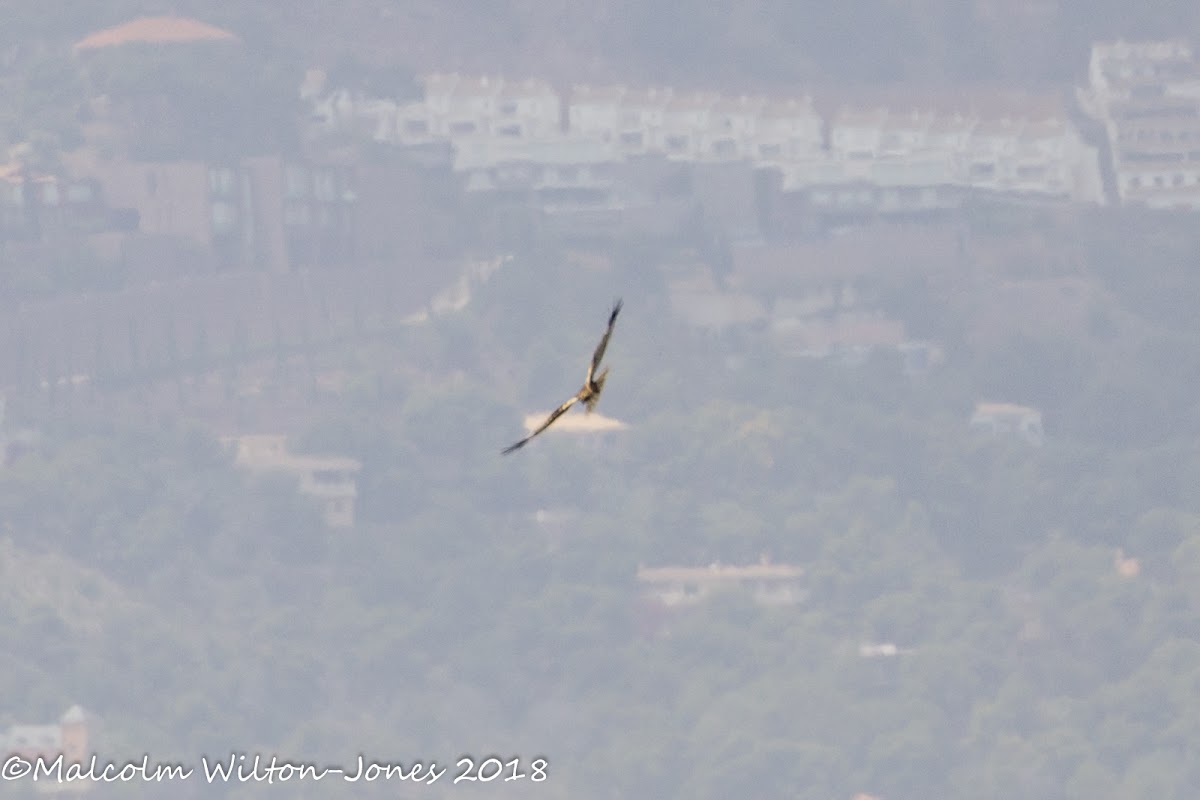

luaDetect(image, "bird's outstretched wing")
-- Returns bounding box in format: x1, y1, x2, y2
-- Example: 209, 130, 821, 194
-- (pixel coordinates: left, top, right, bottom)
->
586, 299, 623, 384
501, 395, 581, 455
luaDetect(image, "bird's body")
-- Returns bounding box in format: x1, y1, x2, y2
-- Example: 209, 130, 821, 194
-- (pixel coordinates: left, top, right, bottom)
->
502, 299, 622, 455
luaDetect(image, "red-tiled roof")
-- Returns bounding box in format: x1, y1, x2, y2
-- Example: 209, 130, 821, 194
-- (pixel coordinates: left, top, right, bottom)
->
73, 16, 239, 50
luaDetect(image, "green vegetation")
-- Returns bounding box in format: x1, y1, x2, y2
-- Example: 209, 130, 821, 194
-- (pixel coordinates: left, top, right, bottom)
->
4, 217, 1200, 797
3, 3, 1200, 798
77, 42, 303, 160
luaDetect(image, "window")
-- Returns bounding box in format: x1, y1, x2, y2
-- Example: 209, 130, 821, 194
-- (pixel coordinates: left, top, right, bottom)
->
313, 169, 336, 202
211, 202, 237, 235
665, 134, 689, 152
712, 139, 737, 156
284, 202, 310, 226
284, 166, 309, 199
970, 162, 996, 179
209, 167, 237, 197
66, 182, 94, 204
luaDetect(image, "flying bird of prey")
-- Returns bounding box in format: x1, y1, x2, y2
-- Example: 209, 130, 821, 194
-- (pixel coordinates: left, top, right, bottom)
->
502, 299, 623, 455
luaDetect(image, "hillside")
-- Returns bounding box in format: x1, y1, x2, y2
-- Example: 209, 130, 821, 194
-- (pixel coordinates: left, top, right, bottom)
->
3, 0, 1200, 91
4, 215, 1200, 796
4, 2, 1200, 798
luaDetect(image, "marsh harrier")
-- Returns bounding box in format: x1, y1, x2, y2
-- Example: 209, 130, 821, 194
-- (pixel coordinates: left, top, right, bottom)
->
502, 299, 623, 455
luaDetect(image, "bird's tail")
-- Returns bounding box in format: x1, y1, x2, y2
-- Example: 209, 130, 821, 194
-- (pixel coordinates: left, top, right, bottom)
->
585, 368, 609, 412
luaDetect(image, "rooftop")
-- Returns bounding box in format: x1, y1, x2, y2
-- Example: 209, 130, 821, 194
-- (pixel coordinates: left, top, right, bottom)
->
73, 16, 239, 50
638, 562, 805, 583
973, 401, 1041, 417
521, 411, 628, 435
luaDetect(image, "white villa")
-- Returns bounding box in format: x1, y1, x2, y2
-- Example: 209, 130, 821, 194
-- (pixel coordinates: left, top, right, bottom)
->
1083, 39, 1200, 209
638, 560, 806, 608
222, 434, 362, 527
969, 402, 1045, 447
309, 66, 1107, 205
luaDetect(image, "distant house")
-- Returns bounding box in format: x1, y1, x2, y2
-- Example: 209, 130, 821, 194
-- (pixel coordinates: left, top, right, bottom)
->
422, 73, 504, 139
82, 160, 222, 251
1114, 548, 1141, 578
72, 156, 358, 273
567, 84, 627, 143
222, 434, 361, 528
514, 410, 628, 453
242, 156, 358, 272
1087, 39, 1198, 116
858, 642, 913, 657
753, 97, 824, 163
829, 106, 889, 161
708, 95, 767, 161
965, 117, 1024, 192
659, 90, 721, 160
453, 136, 625, 243
1084, 39, 1200, 209
878, 109, 935, 157
0, 705, 90, 792
969, 402, 1044, 446
638, 559, 805, 608
495, 78, 563, 140
615, 87, 672, 155
0, 161, 110, 246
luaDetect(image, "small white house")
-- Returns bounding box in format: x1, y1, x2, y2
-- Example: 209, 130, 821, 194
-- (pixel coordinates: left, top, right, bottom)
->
969, 402, 1044, 446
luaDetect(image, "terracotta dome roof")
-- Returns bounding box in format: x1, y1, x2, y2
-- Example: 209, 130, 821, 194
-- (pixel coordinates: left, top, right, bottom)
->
73, 16, 239, 50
